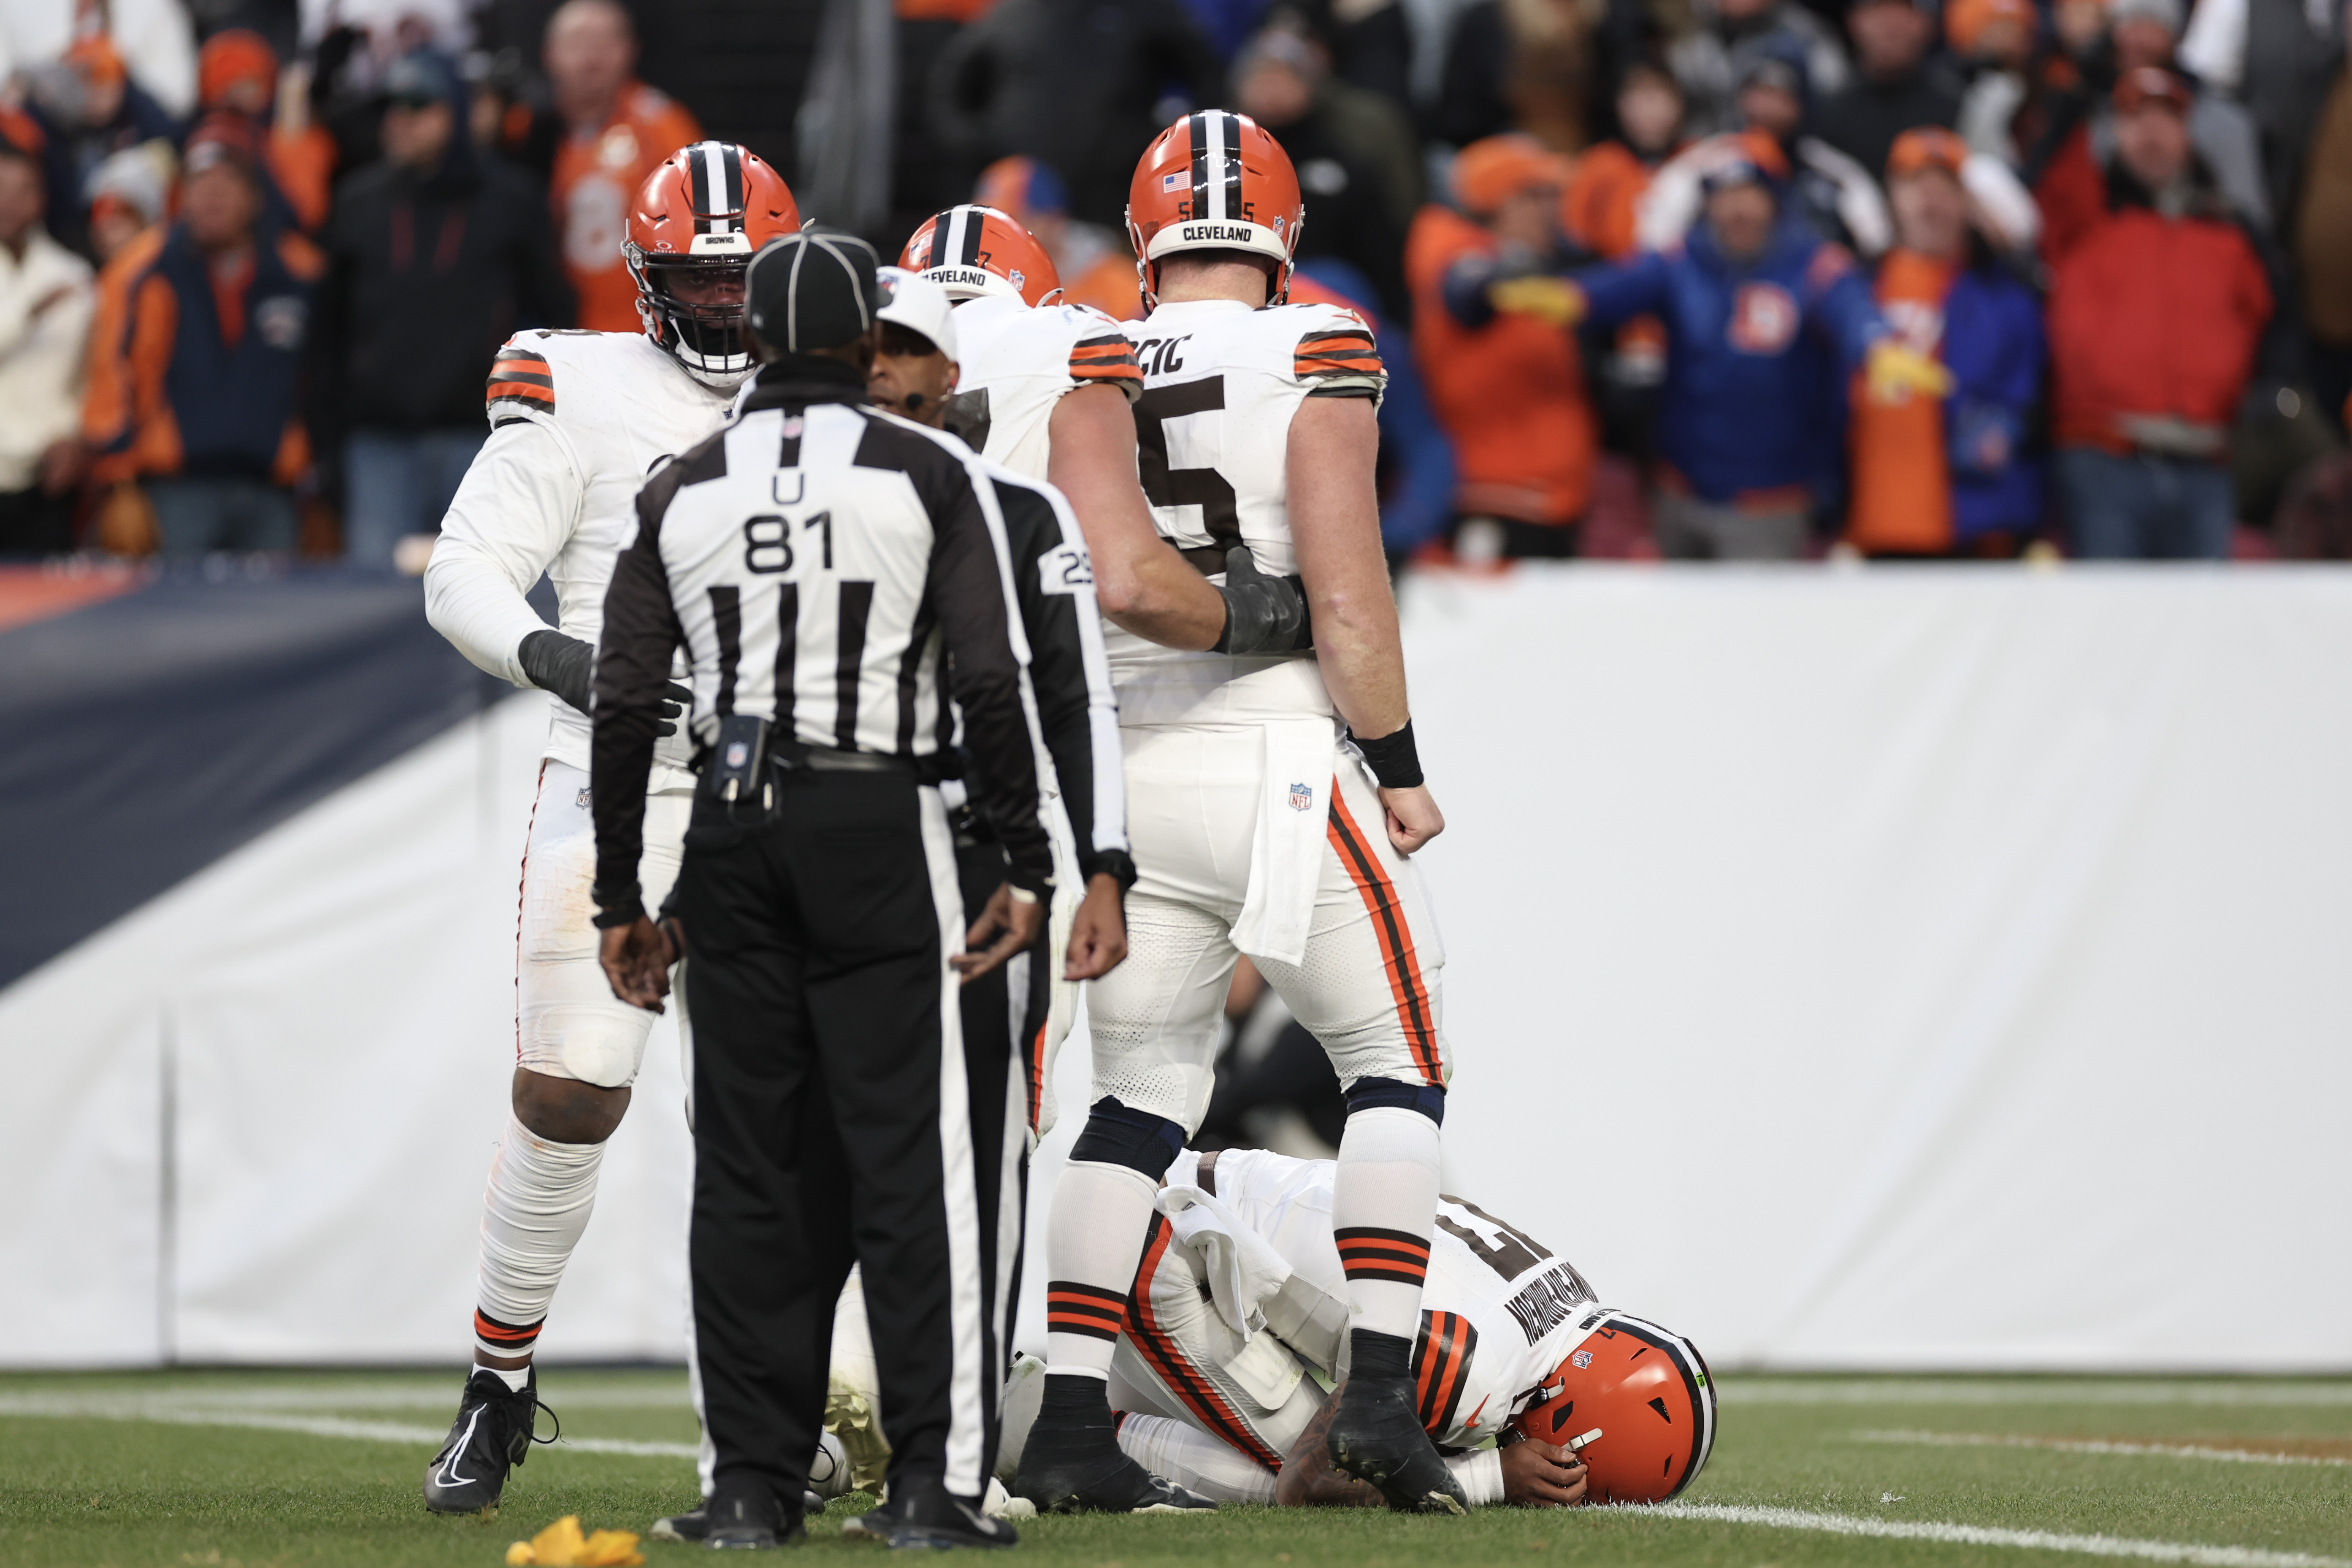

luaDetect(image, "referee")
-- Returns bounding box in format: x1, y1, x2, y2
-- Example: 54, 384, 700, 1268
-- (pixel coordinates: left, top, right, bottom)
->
587, 229, 1129, 1550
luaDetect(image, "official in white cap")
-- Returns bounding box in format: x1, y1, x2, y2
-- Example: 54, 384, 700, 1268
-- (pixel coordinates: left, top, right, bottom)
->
868, 265, 961, 426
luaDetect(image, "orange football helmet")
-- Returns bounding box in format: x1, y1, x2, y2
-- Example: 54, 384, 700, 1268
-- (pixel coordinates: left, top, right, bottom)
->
898, 205, 1061, 306
623, 141, 801, 385
1512, 1310, 1717, 1505
1126, 109, 1305, 309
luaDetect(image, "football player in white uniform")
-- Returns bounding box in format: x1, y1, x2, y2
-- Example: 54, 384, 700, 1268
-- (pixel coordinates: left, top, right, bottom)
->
416, 141, 798, 1514
1072, 1148, 1716, 1511
1015, 110, 1467, 1517
898, 203, 1313, 672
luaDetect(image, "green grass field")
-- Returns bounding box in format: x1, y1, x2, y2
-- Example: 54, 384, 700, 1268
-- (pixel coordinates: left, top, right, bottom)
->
2, 1369, 2346, 1568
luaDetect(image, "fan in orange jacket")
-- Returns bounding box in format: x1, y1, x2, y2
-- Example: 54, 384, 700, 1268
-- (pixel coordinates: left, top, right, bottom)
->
1405, 135, 1597, 559
81, 119, 322, 547
543, 0, 704, 331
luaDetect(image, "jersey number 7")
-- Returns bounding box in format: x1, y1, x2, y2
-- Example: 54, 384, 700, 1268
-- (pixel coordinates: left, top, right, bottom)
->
1132, 377, 1241, 555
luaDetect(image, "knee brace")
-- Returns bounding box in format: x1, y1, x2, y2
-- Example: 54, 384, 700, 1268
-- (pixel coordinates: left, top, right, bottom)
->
1344, 1076, 1446, 1126
1067, 1096, 1187, 1180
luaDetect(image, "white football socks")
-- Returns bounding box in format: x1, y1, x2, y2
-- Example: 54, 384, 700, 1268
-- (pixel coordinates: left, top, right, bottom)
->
1116, 1413, 1278, 1504
473, 1113, 605, 1362
1042, 1160, 1160, 1378
1330, 1106, 1443, 1342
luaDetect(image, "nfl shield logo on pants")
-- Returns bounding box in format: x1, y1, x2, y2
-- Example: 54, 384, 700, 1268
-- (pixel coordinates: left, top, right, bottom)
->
1289, 781, 1315, 812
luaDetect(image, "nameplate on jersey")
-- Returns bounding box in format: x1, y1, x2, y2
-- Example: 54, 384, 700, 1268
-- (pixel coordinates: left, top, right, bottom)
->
1504, 1261, 1600, 1347
1038, 542, 1093, 596
773, 471, 806, 504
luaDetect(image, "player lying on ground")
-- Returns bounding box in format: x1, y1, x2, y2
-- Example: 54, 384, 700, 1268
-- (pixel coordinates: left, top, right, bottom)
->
1005, 1145, 1717, 1510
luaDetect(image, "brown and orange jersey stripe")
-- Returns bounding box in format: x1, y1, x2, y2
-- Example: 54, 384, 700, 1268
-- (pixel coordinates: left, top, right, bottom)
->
1413, 1309, 1479, 1435
486, 347, 556, 420
1068, 332, 1143, 399
1294, 323, 1383, 383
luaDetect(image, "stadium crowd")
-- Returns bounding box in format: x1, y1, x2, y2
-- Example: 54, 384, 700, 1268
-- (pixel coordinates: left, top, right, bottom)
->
5, 0, 2352, 563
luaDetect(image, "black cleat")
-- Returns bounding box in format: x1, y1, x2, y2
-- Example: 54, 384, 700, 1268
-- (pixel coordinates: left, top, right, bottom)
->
703, 1484, 804, 1550
1014, 1412, 1217, 1515
650, 1505, 710, 1543
1326, 1376, 1469, 1515
877, 1486, 1018, 1550
838, 1495, 897, 1542
657, 1494, 828, 1542
422, 1367, 552, 1514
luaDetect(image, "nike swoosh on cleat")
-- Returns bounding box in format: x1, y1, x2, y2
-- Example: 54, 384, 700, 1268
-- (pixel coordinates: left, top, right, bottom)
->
435, 1409, 483, 1489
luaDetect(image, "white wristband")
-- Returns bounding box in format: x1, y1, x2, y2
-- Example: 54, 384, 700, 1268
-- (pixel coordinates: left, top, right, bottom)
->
1444, 1447, 1505, 1508
1007, 886, 1041, 905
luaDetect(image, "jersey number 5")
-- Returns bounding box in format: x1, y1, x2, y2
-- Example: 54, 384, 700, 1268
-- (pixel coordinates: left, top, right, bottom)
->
1133, 378, 1241, 554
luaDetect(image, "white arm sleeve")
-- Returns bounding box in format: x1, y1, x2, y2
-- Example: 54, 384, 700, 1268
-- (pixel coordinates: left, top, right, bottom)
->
1444, 1446, 1506, 1508
424, 414, 586, 687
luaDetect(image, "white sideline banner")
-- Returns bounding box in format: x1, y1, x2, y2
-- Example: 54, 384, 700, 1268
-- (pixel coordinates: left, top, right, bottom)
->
1401, 566, 2352, 1371
3, 567, 2348, 1369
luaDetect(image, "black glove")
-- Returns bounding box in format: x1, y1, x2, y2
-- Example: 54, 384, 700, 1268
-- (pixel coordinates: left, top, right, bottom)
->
1211, 546, 1313, 655
518, 628, 593, 715
658, 681, 692, 738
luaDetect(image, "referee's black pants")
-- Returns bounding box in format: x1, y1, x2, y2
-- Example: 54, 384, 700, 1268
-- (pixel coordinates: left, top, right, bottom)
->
951, 829, 1051, 1471
675, 766, 996, 1508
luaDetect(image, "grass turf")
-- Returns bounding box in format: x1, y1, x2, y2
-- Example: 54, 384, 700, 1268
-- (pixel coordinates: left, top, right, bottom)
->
1, 1369, 2346, 1568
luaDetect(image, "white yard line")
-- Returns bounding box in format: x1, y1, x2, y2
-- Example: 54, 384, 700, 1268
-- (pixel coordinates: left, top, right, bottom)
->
0, 1384, 692, 1412
1852, 1430, 2352, 1469
1725, 1381, 2352, 1408
0, 1394, 697, 1459
1640, 1502, 2352, 1568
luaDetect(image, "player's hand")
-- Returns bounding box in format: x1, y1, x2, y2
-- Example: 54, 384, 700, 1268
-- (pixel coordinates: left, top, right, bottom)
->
1499, 1440, 1589, 1507
1865, 340, 1953, 404
656, 680, 693, 737
1487, 275, 1586, 328
1064, 872, 1128, 980
518, 628, 595, 715
1379, 784, 1445, 856
599, 916, 673, 1013
954, 883, 1046, 983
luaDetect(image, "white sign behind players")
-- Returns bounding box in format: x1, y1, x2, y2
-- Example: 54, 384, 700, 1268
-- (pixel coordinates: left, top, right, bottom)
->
3, 568, 2348, 1368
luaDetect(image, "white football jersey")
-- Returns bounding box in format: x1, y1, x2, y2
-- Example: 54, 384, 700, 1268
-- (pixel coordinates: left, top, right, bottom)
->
426, 330, 737, 790
945, 294, 1142, 480
1104, 298, 1386, 726
1171, 1147, 1601, 1450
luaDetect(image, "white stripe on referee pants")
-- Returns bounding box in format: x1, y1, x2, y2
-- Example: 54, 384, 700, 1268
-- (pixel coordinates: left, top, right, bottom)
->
920, 783, 990, 1498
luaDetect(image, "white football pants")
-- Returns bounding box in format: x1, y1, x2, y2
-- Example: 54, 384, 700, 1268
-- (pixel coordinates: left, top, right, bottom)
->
1084, 723, 1451, 1132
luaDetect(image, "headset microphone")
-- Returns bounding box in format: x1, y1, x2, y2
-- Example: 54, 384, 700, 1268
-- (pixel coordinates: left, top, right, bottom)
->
902, 393, 927, 413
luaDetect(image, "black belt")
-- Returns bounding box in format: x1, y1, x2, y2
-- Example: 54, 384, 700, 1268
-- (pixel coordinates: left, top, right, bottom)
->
694, 727, 945, 795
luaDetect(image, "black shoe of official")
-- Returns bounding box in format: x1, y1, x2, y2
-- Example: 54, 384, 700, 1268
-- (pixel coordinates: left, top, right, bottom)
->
703, 1484, 804, 1550
1014, 1406, 1217, 1515
656, 1493, 828, 1543
1326, 1375, 1469, 1515
422, 1367, 551, 1514
877, 1486, 1019, 1550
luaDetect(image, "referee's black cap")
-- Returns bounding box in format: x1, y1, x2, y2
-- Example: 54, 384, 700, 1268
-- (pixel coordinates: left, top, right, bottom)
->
745, 227, 882, 355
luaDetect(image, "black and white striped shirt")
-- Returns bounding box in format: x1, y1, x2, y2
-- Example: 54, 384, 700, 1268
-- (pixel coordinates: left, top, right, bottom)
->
589, 355, 1126, 918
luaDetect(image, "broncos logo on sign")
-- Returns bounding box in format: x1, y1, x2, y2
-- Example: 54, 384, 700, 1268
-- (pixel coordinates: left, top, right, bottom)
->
1726, 282, 1799, 355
